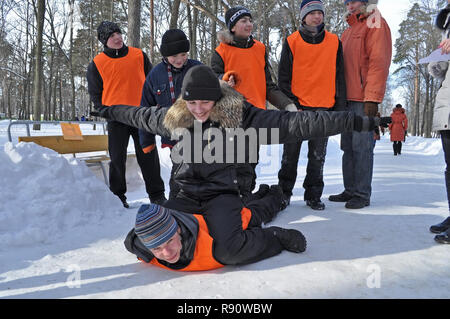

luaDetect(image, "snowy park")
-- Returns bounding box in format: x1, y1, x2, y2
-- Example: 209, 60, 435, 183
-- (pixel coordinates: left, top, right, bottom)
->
0, 120, 449, 299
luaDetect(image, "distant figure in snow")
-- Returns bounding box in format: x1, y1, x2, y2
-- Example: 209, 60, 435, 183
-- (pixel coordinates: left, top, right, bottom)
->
388, 104, 408, 156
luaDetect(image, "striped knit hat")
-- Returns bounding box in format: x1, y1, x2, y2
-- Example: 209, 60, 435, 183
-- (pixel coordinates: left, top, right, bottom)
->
300, 0, 325, 21
135, 204, 178, 250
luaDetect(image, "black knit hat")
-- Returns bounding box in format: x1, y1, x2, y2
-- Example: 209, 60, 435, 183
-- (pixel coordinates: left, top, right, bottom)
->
97, 21, 122, 46
181, 65, 222, 101
160, 29, 190, 57
225, 6, 252, 32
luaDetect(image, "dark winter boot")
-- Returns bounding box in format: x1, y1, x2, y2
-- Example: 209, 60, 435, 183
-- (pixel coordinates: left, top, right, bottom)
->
393, 143, 397, 155
118, 195, 129, 209
270, 185, 290, 210
429, 216, 450, 234
328, 191, 353, 202
306, 199, 325, 210
268, 226, 307, 253
398, 142, 402, 155
345, 196, 370, 209
243, 184, 270, 203
434, 228, 450, 244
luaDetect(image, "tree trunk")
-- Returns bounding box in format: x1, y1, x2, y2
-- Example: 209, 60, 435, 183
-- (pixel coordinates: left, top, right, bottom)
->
128, 0, 141, 48
169, 0, 182, 29
149, 0, 155, 62
69, 0, 76, 120
211, 0, 218, 52
32, 0, 45, 129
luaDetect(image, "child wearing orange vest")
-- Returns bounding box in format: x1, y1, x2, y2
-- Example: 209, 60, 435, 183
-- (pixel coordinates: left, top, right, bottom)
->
87, 21, 166, 208
211, 6, 296, 203
124, 185, 307, 271
211, 6, 295, 111
277, 0, 346, 210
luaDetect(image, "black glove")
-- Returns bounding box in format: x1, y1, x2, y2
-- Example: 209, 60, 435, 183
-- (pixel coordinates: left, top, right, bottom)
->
354, 115, 392, 132
90, 105, 108, 118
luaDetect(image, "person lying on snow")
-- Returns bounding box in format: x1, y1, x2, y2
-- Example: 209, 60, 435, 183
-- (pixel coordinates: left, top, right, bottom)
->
93, 65, 391, 268
125, 184, 306, 271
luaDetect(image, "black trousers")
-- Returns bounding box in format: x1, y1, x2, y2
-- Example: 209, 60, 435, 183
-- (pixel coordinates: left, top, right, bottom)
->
164, 192, 284, 265
441, 130, 450, 211
393, 141, 402, 155
278, 137, 328, 200
107, 120, 165, 200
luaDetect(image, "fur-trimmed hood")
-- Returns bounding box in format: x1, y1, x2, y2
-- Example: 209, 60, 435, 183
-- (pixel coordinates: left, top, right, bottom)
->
163, 83, 245, 133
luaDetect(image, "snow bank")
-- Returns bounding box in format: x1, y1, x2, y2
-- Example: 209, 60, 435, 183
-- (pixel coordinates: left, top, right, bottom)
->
0, 142, 122, 248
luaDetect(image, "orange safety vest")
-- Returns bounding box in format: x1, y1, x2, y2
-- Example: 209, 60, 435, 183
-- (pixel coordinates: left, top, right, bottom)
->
93, 46, 145, 107
287, 31, 339, 108
149, 207, 252, 272
215, 41, 267, 109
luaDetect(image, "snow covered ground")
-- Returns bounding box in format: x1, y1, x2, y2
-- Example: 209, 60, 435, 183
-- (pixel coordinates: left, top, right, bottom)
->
0, 119, 449, 299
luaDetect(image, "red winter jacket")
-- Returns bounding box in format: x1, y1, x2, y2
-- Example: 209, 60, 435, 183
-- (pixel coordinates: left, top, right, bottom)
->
389, 108, 408, 142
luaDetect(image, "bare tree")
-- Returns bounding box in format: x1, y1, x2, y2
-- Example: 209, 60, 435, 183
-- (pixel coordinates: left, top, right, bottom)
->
128, 0, 141, 48
32, 0, 45, 128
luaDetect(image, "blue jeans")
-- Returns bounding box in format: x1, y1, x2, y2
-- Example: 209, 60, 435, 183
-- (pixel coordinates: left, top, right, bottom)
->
340, 101, 374, 201
441, 130, 450, 211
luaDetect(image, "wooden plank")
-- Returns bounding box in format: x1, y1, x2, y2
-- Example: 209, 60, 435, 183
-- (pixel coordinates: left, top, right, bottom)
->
60, 123, 83, 141
18, 135, 108, 154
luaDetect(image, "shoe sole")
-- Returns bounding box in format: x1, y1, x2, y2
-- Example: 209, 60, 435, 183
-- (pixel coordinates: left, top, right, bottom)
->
434, 236, 450, 244
430, 228, 450, 234
345, 202, 370, 209
306, 203, 325, 210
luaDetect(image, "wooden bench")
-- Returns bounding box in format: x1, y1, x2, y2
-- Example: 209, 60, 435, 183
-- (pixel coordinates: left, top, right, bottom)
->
18, 135, 110, 185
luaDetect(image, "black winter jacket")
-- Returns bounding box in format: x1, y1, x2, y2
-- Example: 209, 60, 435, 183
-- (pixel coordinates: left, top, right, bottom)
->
98, 84, 356, 203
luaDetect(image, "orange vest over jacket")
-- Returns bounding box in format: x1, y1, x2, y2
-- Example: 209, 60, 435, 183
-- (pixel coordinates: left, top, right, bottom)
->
149, 207, 252, 272
287, 31, 339, 108
215, 41, 267, 109
93, 46, 145, 107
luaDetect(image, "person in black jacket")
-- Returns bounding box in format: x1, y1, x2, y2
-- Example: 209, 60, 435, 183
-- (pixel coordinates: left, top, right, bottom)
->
211, 6, 297, 205
139, 29, 202, 201
86, 21, 166, 208
277, 0, 347, 211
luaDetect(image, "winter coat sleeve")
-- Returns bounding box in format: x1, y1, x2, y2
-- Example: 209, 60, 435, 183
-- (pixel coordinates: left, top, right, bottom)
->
263, 49, 293, 110
142, 51, 152, 76
86, 61, 103, 108
277, 40, 301, 109
364, 18, 392, 103
334, 41, 347, 111
241, 103, 355, 144
100, 105, 171, 138
210, 50, 225, 79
